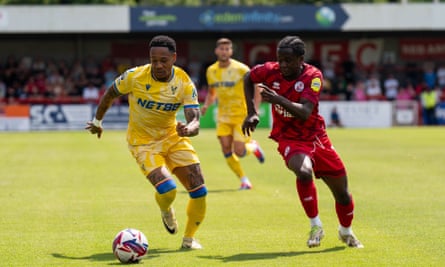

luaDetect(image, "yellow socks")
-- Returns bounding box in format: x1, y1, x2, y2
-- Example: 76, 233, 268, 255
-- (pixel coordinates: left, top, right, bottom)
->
225, 153, 245, 179
155, 189, 177, 212
184, 196, 206, 238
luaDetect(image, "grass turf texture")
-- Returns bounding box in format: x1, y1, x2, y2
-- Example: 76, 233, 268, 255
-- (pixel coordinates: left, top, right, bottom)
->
1, 127, 444, 266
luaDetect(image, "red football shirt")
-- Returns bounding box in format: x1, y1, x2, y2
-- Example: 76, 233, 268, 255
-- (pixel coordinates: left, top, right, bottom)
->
250, 62, 327, 142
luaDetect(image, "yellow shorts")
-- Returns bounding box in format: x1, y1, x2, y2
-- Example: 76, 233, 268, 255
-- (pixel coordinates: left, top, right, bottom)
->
128, 134, 200, 177
216, 121, 251, 143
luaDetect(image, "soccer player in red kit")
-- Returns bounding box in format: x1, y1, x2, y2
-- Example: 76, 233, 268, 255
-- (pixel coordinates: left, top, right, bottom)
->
242, 36, 363, 248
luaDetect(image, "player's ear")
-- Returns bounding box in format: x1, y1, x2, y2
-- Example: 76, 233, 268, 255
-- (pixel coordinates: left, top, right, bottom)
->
172, 52, 177, 63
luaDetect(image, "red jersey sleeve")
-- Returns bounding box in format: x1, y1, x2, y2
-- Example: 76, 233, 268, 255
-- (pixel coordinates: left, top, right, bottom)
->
300, 66, 323, 105
250, 62, 277, 84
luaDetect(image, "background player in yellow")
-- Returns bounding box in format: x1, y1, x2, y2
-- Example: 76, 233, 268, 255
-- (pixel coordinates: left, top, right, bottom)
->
201, 38, 265, 190
86, 35, 207, 249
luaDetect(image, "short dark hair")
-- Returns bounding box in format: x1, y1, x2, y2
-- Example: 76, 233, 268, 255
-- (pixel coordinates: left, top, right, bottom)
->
149, 35, 176, 53
277, 36, 305, 56
216, 38, 232, 47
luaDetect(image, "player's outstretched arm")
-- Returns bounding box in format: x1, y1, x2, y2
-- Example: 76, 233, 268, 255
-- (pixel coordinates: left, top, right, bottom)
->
200, 87, 216, 116
242, 71, 259, 136
85, 86, 120, 138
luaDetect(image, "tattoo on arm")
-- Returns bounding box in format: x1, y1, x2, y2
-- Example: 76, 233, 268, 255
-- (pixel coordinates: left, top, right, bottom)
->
184, 107, 200, 123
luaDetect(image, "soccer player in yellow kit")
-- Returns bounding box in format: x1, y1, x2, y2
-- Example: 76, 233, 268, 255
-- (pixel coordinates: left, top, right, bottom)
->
202, 38, 265, 190
86, 35, 206, 249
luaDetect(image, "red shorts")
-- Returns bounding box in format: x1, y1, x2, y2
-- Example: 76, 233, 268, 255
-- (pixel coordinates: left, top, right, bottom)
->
277, 134, 346, 179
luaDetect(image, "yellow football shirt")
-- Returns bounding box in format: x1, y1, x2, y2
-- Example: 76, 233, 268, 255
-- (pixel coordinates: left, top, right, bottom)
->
206, 59, 250, 123
114, 64, 199, 145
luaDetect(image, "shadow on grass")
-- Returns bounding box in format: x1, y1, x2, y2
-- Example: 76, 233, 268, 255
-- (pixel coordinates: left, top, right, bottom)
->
199, 246, 345, 263
51, 248, 181, 265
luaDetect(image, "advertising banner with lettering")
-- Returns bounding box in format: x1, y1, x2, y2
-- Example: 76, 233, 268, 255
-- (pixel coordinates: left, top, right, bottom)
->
392, 100, 419, 126
130, 6, 348, 32
30, 104, 92, 130
312, 39, 383, 72
400, 39, 445, 60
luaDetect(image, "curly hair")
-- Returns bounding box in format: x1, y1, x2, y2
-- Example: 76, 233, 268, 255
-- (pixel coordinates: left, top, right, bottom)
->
149, 35, 176, 53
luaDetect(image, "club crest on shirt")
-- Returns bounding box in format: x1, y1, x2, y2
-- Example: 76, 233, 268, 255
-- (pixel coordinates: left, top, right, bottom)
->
311, 78, 321, 92
146, 84, 151, 91
170, 86, 177, 94
294, 81, 304, 92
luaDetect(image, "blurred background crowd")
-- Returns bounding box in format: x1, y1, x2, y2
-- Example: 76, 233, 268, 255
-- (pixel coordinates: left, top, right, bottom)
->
1, 54, 444, 107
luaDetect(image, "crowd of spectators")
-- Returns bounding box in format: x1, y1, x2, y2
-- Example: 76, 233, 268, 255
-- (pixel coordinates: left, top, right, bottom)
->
1, 54, 444, 111
0, 55, 120, 105
309, 56, 445, 104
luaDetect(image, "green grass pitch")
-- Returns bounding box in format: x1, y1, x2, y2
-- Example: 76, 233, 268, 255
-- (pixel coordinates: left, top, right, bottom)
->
1, 127, 444, 266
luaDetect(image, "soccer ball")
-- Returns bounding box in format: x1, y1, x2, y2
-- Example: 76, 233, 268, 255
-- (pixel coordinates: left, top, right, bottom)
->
112, 228, 149, 264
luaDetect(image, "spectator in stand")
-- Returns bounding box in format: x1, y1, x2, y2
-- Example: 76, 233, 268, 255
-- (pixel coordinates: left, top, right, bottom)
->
342, 54, 356, 84
344, 81, 355, 101
322, 55, 336, 82
47, 69, 65, 88
352, 80, 367, 101
24, 76, 43, 100
0, 79, 6, 101
31, 56, 46, 75
57, 59, 71, 78
383, 73, 399, 101
34, 71, 47, 97
103, 65, 118, 88
420, 85, 440, 125
329, 106, 343, 128
82, 81, 99, 104
320, 77, 334, 101
436, 64, 445, 90
70, 59, 85, 82
422, 62, 436, 90
414, 80, 428, 100
3, 55, 18, 88
365, 74, 384, 100
396, 81, 416, 101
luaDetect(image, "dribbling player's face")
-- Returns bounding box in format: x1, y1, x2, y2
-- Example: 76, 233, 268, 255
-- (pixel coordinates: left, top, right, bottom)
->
277, 48, 303, 80
215, 44, 232, 62
150, 47, 176, 81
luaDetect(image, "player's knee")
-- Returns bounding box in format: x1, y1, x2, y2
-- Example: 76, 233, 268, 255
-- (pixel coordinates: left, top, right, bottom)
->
234, 149, 246, 158
296, 168, 313, 182
189, 185, 207, 198
155, 178, 177, 194
336, 192, 351, 205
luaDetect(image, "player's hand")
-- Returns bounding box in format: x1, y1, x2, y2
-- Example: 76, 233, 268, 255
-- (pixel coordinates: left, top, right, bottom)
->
242, 114, 260, 136
176, 121, 189, 137
85, 121, 103, 139
200, 105, 208, 116
259, 83, 280, 104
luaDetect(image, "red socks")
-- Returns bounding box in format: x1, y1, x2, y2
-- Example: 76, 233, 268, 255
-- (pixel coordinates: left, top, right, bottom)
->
335, 195, 354, 227
296, 179, 318, 218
